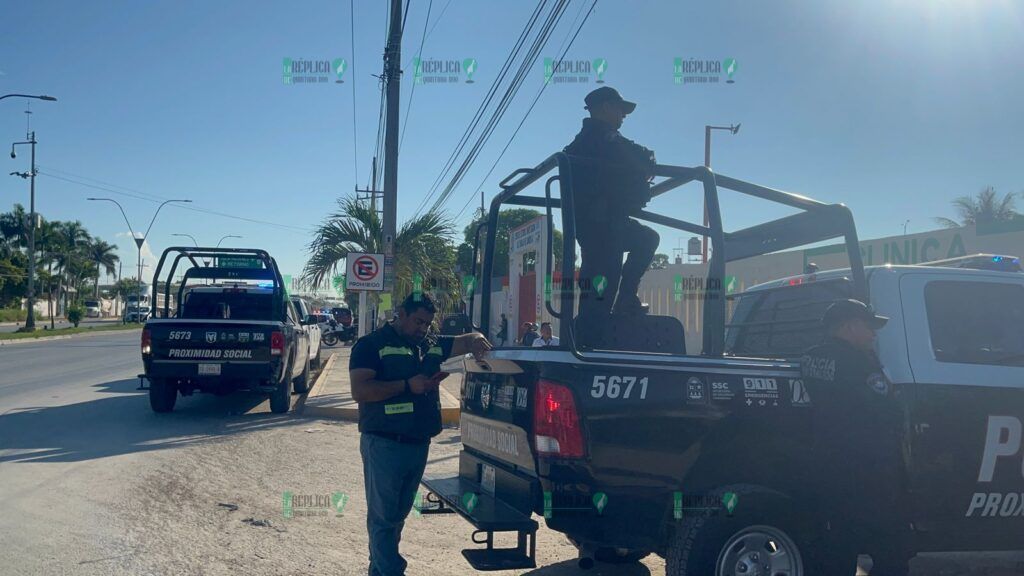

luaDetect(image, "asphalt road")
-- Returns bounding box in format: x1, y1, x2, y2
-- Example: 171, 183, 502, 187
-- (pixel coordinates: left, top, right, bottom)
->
1, 333, 1021, 575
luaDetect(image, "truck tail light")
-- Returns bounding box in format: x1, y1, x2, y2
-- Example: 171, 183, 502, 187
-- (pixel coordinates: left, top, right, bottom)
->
533, 379, 585, 458
270, 331, 285, 356
141, 329, 152, 355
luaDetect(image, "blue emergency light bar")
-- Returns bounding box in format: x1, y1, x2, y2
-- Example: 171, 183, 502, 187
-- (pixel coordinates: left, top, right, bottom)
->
923, 253, 1022, 272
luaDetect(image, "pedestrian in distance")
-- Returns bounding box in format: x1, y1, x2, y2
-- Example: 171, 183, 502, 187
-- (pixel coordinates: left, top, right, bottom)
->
521, 322, 540, 347
531, 321, 560, 347
496, 313, 509, 346
800, 299, 911, 576
349, 292, 492, 576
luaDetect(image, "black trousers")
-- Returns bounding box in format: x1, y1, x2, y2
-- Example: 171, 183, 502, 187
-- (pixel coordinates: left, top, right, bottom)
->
577, 218, 659, 321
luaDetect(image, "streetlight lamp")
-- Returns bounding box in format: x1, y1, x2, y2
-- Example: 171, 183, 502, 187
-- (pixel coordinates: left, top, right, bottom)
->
903, 219, 910, 236
215, 234, 242, 248
702, 123, 741, 263
7, 94, 58, 331
87, 198, 191, 321
171, 233, 199, 247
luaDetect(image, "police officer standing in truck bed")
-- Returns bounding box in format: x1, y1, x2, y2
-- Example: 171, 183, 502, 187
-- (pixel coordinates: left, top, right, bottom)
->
800, 299, 910, 576
349, 292, 491, 576
564, 86, 660, 341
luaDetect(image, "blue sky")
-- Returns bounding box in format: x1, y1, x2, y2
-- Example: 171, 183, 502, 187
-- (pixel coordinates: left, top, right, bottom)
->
2, 0, 1022, 283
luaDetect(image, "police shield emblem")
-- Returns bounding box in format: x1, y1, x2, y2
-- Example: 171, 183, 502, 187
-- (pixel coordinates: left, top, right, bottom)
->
206, 331, 217, 344
866, 372, 889, 395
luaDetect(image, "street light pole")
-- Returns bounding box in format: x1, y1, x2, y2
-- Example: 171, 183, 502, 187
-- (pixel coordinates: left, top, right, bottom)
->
4, 93, 57, 331
171, 233, 198, 247
702, 123, 741, 263
88, 197, 191, 321
215, 234, 241, 247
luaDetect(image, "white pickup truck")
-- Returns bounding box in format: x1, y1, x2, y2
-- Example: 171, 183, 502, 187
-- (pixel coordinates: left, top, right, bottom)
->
290, 296, 322, 370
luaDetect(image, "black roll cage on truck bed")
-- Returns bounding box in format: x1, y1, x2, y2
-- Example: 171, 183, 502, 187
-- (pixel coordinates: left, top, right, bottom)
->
149, 247, 288, 319
426, 154, 871, 570
471, 153, 868, 355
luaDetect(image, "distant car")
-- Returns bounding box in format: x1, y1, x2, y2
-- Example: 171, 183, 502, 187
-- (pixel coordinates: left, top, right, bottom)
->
83, 299, 102, 318
330, 307, 353, 327
311, 313, 336, 332
125, 305, 150, 323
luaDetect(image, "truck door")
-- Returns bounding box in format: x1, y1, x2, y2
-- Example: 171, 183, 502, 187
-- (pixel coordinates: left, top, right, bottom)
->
900, 273, 1024, 546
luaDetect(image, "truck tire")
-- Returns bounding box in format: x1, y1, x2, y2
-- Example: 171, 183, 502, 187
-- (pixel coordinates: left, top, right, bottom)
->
293, 357, 312, 394
149, 378, 177, 413
665, 486, 811, 576
270, 370, 292, 414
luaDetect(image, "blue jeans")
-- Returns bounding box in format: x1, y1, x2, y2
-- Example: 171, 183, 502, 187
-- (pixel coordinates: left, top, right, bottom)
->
360, 433, 430, 576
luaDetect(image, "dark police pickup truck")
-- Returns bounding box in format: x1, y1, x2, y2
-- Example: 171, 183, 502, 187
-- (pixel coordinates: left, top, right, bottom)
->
141, 247, 311, 414
420, 155, 1024, 575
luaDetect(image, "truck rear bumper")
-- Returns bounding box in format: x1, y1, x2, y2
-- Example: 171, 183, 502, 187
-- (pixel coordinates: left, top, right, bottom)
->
143, 360, 281, 389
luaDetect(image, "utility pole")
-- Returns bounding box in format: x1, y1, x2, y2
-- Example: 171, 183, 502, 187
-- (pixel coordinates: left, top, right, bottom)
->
382, 0, 403, 304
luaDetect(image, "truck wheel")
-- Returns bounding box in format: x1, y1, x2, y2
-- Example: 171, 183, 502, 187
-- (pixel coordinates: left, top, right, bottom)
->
665, 489, 810, 576
149, 378, 177, 413
270, 375, 291, 413
293, 357, 312, 394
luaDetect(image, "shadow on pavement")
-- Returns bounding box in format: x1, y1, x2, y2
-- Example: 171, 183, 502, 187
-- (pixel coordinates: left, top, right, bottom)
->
522, 558, 652, 575
0, 377, 309, 464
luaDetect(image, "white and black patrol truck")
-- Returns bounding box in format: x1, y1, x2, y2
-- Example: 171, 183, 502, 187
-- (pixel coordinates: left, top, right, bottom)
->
141, 247, 313, 414
418, 153, 1024, 575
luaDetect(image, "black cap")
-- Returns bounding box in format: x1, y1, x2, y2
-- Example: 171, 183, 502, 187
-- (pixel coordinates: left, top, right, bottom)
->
822, 299, 888, 329
584, 86, 636, 114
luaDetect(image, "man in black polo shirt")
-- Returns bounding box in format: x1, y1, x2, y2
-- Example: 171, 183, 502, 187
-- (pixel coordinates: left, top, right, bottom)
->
350, 292, 491, 576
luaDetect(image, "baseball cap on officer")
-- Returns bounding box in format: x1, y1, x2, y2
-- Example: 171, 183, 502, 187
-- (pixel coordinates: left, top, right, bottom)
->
584, 86, 637, 114
822, 299, 888, 330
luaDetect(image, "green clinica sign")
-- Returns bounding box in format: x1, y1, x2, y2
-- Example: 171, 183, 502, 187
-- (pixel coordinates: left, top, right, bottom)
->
674, 274, 683, 302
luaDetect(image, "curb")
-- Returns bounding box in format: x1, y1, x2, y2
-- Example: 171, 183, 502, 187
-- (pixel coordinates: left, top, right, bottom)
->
0, 327, 142, 346
301, 351, 462, 426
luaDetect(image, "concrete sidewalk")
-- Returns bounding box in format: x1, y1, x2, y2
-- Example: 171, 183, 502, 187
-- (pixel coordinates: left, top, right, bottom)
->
302, 346, 462, 425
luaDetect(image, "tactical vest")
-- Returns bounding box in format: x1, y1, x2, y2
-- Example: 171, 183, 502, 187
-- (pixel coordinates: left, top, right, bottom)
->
357, 328, 448, 441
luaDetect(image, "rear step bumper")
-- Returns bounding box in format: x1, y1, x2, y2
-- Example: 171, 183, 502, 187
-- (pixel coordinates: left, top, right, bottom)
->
421, 474, 538, 571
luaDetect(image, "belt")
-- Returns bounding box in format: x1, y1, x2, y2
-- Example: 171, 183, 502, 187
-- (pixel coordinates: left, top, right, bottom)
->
367, 431, 430, 445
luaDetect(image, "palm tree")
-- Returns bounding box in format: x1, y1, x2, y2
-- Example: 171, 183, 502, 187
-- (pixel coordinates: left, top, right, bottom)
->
86, 238, 119, 297
303, 197, 459, 305
54, 221, 90, 312
935, 187, 1018, 228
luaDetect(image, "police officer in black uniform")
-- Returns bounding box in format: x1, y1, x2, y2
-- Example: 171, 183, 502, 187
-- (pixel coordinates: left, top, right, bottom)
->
349, 292, 491, 576
564, 87, 660, 337
800, 299, 910, 576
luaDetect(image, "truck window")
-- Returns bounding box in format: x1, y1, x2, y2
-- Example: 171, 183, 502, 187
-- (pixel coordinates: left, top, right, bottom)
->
925, 280, 1024, 366
725, 279, 853, 358
181, 291, 274, 321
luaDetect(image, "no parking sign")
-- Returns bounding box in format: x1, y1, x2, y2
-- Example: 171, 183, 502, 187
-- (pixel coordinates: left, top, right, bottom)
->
345, 253, 385, 291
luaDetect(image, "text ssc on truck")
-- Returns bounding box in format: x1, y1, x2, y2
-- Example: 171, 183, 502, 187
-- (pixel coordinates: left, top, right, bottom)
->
417, 153, 1024, 575
139, 247, 314, 414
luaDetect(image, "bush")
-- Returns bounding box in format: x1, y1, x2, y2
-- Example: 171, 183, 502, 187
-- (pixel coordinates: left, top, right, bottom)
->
67, 306, 84, 328
0, 308, 26, 323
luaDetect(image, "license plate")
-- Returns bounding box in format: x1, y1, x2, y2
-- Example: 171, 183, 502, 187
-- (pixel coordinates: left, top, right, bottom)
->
198, 363, 221, 376
481, 464, 496, 496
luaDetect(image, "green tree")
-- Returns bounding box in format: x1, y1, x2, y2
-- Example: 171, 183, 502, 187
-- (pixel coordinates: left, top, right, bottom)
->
303, 197, 459, 304
86, 238, 119, 297
651, 253, 669, 269
935, 187, 1019, 228
461, 209, 564, 278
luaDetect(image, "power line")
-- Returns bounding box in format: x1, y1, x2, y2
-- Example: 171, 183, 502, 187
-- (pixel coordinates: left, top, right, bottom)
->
453, 0, 597, 221
412, 0, 550, 217
37, 169, 312, 234
430, 0, 571, 215
398, 0, 433, 154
